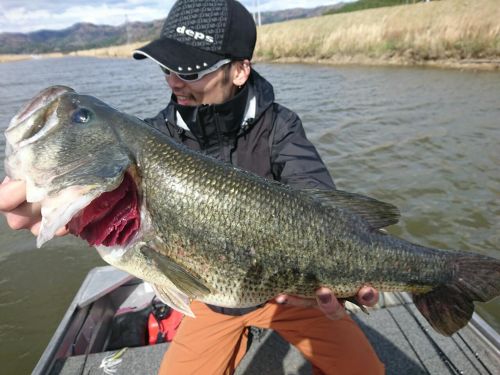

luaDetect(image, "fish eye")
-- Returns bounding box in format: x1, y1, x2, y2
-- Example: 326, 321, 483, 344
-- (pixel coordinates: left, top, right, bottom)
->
71, 108, 92, 124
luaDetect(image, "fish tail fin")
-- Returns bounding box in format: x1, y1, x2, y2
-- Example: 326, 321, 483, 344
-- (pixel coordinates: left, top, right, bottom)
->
413, 254, 500, 336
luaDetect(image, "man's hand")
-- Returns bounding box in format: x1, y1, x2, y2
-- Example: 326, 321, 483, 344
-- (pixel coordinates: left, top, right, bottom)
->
0, 177, 68, 237
275, 286, 379, 320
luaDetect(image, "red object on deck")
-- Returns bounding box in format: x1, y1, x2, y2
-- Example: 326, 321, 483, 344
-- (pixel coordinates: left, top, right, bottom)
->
148, 307, 184, 344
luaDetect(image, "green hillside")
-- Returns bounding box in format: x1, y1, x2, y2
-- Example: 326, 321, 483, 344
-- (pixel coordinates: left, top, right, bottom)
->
325, 0, 431, 15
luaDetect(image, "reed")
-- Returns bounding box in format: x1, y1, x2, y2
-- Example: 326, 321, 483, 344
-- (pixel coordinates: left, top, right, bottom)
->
0, 53, 65, 63
67, 42, 146, 58
254, 0, 500, 68
0, 43, 146, 63
1, 0, 498, 70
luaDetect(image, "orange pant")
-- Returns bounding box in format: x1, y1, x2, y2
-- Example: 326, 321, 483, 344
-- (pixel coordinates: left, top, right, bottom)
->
158, 301, 384, 375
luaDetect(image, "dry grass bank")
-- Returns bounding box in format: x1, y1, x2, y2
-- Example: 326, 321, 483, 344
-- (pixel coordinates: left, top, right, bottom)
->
255, 0, 500, 70
0, 43, 144, 63
1, 0, 498, 70
0, 52, 65, 63
67, 42, 146, 59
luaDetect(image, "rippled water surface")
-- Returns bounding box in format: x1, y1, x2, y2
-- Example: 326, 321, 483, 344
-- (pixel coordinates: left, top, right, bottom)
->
0, 57, 499, 374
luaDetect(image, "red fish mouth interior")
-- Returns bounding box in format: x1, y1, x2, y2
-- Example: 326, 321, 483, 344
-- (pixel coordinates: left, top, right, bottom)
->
68, 173, 140, 247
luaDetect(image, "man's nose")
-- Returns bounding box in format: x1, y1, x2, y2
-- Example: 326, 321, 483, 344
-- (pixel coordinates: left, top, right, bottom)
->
166, 73, 185, 89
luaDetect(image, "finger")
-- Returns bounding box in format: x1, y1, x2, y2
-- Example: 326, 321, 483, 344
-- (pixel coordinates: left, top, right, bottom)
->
4, 201, 42, 230
30, 221, 41, 236
55, 226, 70, 237
356, 286, 379, 307
315, 287, 346, 320
31, 222, 68, 238
275, 294, 287, 304
275, 294, 317, 308
0, 179, 27, 212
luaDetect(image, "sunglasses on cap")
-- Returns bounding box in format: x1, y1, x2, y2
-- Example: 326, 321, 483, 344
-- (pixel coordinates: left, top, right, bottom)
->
160, 59, 232, 82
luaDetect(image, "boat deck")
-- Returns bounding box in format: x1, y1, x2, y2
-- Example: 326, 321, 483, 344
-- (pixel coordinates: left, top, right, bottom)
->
51, 296, 499, 374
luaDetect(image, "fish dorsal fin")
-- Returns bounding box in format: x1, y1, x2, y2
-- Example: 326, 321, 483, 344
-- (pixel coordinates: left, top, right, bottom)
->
140, 245, 211, 299
306, 189, 400, 229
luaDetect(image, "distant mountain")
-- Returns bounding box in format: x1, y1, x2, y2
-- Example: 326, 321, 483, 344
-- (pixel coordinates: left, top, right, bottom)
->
254, 5, 343, 24
0, 20, 164, 54
0, 4, 345, 54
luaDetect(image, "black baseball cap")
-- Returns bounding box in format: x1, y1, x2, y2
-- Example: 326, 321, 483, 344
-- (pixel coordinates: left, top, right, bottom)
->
133, 0, 257, 74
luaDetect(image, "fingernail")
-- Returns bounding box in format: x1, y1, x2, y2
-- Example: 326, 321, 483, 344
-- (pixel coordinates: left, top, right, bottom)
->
276, 296, 287, 304
362, 290, 375, 303
318, 293, 332, 305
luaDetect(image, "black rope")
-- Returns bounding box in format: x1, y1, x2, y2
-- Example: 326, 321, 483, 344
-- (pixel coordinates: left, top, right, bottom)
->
448, 332, 482, 374
385, 306, 432, 375
454, 331, 494, 375
393, 293, 463, 375
76, 304, 105, 375
69, 306, 93, 375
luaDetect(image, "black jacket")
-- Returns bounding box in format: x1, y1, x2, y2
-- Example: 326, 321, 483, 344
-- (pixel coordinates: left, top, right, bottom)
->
144, 69, 335, 315
144, 69, 335, 190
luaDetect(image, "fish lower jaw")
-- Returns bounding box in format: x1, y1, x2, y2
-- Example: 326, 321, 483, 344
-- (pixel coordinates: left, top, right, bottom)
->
36, 186, 99, 248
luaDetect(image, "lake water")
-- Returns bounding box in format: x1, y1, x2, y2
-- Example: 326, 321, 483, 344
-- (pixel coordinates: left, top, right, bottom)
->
0, 57, 499, 374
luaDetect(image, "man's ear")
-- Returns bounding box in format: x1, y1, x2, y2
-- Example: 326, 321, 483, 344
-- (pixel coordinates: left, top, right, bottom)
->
232, 60, 251, 87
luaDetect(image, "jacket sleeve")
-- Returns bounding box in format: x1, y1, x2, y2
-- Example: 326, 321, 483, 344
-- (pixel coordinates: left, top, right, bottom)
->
270, 104, 336, 190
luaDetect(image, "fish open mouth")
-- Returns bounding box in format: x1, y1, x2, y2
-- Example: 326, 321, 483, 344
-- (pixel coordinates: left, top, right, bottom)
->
67, 173, 141, 247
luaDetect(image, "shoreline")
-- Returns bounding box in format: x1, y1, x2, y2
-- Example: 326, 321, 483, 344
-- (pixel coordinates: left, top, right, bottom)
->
2, 53, 499, 72
256, 56, 500, 72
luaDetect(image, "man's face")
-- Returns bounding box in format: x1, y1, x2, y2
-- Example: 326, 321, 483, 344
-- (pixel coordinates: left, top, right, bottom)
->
166, 64, 238, 106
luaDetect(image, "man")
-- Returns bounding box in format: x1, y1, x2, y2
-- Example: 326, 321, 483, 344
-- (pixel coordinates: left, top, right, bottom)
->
0, 0, 384, 373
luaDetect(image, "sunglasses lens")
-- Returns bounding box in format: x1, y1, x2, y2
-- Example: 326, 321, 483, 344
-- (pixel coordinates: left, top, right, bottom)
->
161, 59, 230, 82
161, 66, 200, 81
179, 73, 200, 81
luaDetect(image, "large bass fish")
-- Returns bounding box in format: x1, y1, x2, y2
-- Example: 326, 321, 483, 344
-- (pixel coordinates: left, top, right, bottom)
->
4, 86, 500, 336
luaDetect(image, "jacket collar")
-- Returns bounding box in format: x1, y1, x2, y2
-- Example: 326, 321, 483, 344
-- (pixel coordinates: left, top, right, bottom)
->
165, 69, 275, 148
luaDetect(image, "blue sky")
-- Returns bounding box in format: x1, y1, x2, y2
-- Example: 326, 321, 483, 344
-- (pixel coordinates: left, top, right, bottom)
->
0, 1, 350, 33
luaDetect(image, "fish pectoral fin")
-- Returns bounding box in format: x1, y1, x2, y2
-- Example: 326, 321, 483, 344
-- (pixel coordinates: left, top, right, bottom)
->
305, 189, 400, 229
140, 246, 211, 298
149, 282, 195, 318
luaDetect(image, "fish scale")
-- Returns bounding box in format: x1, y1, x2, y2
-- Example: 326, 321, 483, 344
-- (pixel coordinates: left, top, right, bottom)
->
138, 130, 445, 304
4, 85, 500, 335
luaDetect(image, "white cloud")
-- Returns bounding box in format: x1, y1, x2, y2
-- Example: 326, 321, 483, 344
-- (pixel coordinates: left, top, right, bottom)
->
0, 1, 349, 33
1, 7, 56, 33
1, 2, 169, 33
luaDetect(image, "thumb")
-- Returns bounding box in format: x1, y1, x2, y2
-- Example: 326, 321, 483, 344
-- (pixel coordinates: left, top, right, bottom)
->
315, 287, 346, 320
